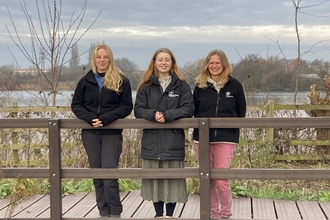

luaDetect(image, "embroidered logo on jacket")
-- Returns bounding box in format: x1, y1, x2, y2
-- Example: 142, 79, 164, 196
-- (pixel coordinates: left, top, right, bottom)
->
226, 91, 234, 98
168, 91, 179, 97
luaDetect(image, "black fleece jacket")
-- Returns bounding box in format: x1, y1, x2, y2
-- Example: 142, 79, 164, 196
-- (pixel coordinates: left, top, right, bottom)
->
193, 76, 246, 143
71, 70, 133, 135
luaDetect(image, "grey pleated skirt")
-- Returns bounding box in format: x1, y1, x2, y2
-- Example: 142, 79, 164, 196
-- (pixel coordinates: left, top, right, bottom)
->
141, 159, 188, 203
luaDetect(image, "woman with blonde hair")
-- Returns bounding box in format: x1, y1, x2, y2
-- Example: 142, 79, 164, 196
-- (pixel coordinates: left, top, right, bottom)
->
134, 48, 194, 218
193, 49, 246, 219
71, 44, 133, 218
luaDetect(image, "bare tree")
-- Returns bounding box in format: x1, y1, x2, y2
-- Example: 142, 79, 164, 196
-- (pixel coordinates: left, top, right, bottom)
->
182, 58, 204, 89
265, 0, 330, 105
292, 0, 303, 105
6, 0, 100, 107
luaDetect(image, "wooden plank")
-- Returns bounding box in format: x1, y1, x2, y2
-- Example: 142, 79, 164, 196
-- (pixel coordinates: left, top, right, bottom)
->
15, 195, 50, 218
173, 202, 184, 218
274, 200, 301, 219
1, 192, 330, 220
62, 192, 96, 218
121, 190, 143, 218
0, 194, 45, 218
131, 200, 154, 218
84, 191, 128, 218
252, 198, 276, 219
319, 201, 330, 219
232, 197, 251, 219
0, 197, 10, 211
37, 192, 88, 218
123, 190, 184, 218
180, 194, 200, 219
297, 200, 326, 219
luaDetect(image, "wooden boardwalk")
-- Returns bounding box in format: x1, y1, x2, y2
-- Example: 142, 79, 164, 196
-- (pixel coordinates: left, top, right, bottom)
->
1, 190, 330, 219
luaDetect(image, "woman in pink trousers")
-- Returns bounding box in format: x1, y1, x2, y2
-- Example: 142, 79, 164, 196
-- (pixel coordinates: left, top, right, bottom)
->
192, 49, 246, 219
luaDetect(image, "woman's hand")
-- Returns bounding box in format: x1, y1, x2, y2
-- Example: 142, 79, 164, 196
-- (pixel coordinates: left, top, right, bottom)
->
155, 111, 165, 123
92, 118, 103, 127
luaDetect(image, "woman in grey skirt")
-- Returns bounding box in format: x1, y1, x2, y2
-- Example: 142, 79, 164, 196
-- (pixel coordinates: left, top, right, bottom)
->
134, 48, 194, 218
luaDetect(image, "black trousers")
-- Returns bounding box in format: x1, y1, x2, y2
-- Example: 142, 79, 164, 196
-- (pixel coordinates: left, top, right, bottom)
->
82, 130, 123, 216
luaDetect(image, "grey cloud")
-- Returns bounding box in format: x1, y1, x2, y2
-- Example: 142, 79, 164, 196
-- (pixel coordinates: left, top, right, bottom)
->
1, 0, 329, 69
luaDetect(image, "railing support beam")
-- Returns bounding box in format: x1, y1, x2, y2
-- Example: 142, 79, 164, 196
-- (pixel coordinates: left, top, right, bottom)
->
48, 119, 62, 220
198, 118, 210, 220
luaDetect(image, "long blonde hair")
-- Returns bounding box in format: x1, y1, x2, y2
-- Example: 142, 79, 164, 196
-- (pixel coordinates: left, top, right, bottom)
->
137, 48, 185, 91
196, 49, 232, 88
91, 44, 123, 93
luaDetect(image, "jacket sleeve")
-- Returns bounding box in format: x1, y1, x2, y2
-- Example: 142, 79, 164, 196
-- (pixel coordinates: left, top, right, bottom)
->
163, 82, 195, 122
192, 85, 200, 117
71, 79, 98, 125
98, 77, 133, 126
134, 85, 157, 121
236, 82, 247, 117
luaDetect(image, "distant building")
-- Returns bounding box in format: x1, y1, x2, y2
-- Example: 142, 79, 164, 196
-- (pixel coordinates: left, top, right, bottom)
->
280, 58, 308, 72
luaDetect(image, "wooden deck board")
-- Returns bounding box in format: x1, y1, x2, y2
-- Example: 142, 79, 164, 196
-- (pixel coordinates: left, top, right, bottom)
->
0, 197, 10, 211
274, 200, 301, 219
62, 192, 96, 218
297, 200, 326, 220
121, 190, 143, 218
319, 201, 330, 219
173, 202, 184, 218
252, 198, 276, 219
14, 195, 49, 218
232, 197, 251, 219
180, 194, 200, 219
0, 192, 330, 219
0, 194, 44, 218
83, 191, 128, 218
38, 192, 88, 218
131, 200, 154, 218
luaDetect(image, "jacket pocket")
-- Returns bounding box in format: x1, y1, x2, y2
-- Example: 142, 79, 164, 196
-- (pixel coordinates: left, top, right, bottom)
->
168, 129, 185, 150
142, 129, 158, 151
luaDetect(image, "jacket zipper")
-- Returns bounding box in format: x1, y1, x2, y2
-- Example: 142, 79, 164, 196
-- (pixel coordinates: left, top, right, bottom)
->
157, 85, 163, 160
214, 90, 221, 138
96, 87, 102, 135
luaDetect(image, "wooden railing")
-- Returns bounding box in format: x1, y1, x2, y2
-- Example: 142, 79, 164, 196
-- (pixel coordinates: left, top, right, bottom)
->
2, 117, 330, 220
2, 100, 330, 162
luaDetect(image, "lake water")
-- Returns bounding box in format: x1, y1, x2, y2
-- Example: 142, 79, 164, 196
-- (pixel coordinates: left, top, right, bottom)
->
246, 91, 325, 105
0, 90, 325, 106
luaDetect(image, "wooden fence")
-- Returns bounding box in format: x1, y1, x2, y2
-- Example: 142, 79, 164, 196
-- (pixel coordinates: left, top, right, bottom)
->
2, 117, 330, 220
2, 100, 330, 163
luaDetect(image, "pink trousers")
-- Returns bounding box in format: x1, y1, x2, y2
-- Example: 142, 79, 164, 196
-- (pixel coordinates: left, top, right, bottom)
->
195, 143, 236, 219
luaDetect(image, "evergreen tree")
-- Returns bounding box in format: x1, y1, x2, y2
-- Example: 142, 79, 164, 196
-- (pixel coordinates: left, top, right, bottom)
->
69, 44, 80, 67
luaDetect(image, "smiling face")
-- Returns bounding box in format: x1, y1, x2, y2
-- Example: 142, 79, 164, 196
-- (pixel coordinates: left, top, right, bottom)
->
154, 52, 172, 75
95, 48, 110, 73
208, 54, 224, 80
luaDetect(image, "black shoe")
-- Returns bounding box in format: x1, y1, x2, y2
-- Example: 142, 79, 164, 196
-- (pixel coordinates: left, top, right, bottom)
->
110, 214, 121, 218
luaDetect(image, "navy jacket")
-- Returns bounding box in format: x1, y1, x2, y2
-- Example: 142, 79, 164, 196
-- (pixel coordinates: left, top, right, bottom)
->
71, 70, 133, 135
134, 73, 194, 161
193, 76, 246, 143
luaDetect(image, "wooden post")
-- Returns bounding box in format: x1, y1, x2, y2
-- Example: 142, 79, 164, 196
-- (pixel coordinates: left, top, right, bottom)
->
266, 100, 274, 143
198, 118, 210, 220
12, 102, 19, 166
48, 119, 62, 220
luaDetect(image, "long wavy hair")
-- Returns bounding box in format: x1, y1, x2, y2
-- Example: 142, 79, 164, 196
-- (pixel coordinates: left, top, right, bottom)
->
91, 44, 123, 93
196, 49, 232, 89
137, 48, 185, 91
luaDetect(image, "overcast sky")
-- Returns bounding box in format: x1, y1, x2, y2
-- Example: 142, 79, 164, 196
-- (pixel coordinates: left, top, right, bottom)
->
1, 0, 330, 69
